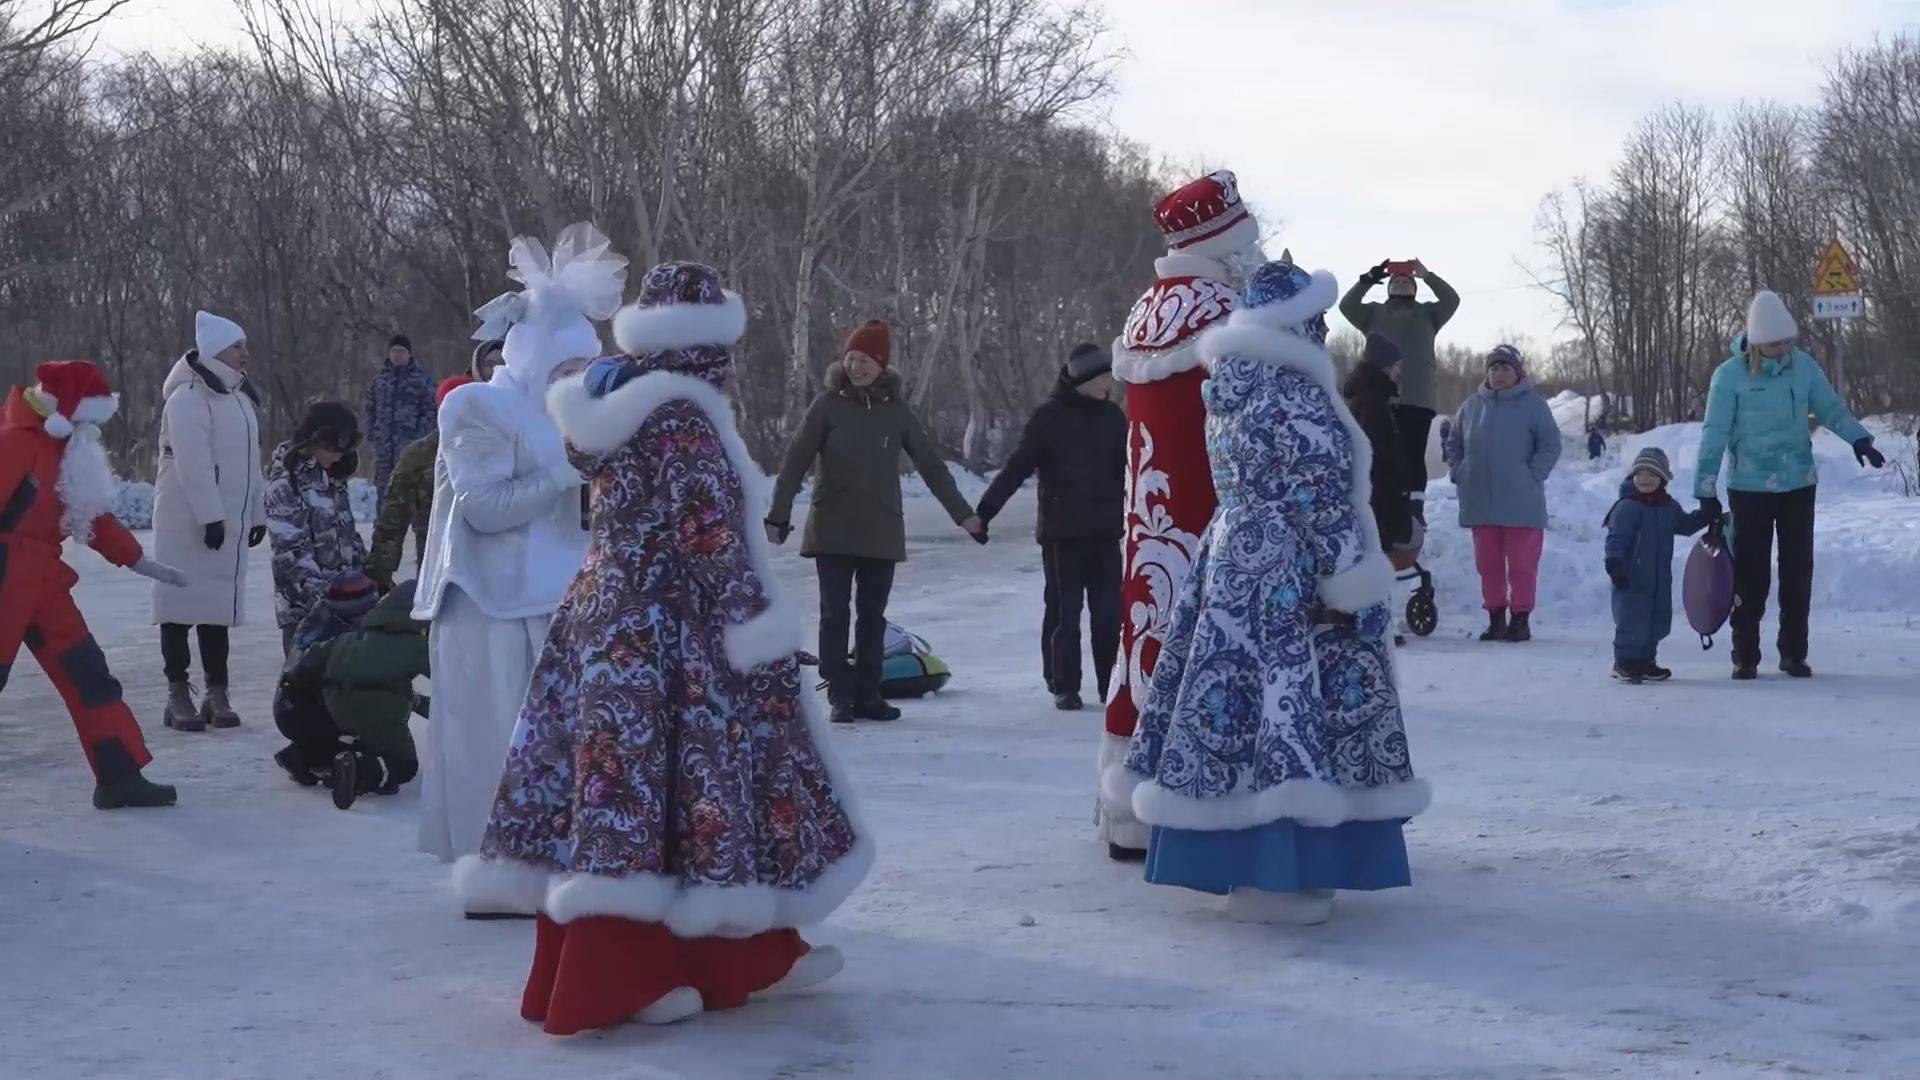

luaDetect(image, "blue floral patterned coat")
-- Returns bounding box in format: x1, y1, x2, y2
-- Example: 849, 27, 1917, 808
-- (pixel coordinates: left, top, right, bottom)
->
1114, 285, 1430, 833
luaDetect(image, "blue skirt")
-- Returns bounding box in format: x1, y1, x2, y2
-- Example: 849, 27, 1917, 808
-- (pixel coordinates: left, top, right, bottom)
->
1144, 819, 1411, 896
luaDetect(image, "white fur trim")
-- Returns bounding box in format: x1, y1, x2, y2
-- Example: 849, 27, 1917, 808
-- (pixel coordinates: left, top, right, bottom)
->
1153, 252, 1231, 280
1111, 334, 1208, 385
1132, 776, 1432, 831
1230, 269, 1339, 332
1319, 552, 1395, 613
613, 292, 747, 354
451, 853, 548, 915
1099, 731, 1145, 817
42, 413, 73, 438
724, 593, 806, 671
1175, 214, 1260, 261
70, 394, 118, 425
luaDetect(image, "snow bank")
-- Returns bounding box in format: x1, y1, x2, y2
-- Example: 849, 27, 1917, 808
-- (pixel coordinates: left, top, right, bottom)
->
1419, 405, 1920, 624
111, 479, 154, 530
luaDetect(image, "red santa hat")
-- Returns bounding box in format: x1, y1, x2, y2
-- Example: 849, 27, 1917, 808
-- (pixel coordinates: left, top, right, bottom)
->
21, 360, 120, 544
1154, 170, 1260, 260
24, 359, 119, 439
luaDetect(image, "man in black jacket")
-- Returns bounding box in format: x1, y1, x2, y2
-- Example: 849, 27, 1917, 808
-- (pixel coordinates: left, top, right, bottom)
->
977, 343, 1128, 711
1342, 332, 1415, 556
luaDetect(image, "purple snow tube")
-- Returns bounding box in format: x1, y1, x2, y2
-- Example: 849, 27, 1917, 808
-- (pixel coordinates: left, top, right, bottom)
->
1683, 528, 1734, 649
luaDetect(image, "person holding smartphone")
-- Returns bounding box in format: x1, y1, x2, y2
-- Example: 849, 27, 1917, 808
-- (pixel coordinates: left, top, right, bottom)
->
1339, 258, 1461, 525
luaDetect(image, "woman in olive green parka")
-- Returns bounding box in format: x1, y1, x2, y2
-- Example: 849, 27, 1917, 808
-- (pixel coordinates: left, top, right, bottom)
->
767, 319, 983, 722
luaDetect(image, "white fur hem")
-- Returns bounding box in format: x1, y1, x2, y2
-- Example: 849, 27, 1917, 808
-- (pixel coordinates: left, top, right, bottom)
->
1111, 334, 1206, 385
612, 292, 746, 355
1130, 776, 1431, 831
1320, 552, 1395, 613
724, 595, 805, 672
453, 838, 877, 938
1099, 731, 1145, 816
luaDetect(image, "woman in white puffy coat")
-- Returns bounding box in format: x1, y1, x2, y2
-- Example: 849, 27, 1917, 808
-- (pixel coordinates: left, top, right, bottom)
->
150, 312, 268, 731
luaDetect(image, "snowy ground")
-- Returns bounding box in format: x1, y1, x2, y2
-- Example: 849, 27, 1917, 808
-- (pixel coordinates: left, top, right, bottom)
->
5, 454, 1920, 1078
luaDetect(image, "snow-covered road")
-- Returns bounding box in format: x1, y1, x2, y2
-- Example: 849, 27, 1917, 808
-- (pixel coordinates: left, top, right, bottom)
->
4, 488, 1918, 1079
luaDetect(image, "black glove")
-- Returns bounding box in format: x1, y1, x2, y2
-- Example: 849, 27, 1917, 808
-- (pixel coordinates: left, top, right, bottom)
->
248, 524, 266, 548
1854, 437, 1885, 469
971, 526, 990, 546
1698, 495, 1722, 526
203, 521, 226, 550
1605, 558, 1628, 591
327, 450, 359, 480
1362, 260, 1390, 284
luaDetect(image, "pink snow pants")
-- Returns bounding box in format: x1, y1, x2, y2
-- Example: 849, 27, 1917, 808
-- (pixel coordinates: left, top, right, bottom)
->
1471, 525, 1544, 614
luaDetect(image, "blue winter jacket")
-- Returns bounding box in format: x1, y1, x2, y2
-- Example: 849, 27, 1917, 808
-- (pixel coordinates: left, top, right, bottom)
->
1446, 376, 1562, 529
1694, 335, 1871, 499
1604, 479, 1711, 659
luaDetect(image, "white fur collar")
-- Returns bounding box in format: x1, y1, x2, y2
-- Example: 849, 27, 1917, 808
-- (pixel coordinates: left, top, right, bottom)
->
1112, 334, 1207, 385
548, 369, 735, 457
1153, 252, 1229, 281
612, 292, 747, 355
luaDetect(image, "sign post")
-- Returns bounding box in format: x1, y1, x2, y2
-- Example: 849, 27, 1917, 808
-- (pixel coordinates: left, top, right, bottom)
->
1811, 239, 1862, 397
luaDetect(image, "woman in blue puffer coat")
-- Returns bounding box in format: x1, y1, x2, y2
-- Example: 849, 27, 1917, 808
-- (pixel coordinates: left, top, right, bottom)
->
1694, 291, 1884, 680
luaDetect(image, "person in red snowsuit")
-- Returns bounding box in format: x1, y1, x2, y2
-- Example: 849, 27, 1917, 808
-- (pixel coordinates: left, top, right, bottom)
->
0, 360, 185, 808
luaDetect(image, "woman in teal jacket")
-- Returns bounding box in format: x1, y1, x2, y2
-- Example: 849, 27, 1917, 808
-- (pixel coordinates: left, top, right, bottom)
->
1694, 291, 1885, 680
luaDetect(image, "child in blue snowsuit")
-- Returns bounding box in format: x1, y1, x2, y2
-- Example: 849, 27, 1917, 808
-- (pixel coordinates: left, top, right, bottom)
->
1604, 447, 1712, 683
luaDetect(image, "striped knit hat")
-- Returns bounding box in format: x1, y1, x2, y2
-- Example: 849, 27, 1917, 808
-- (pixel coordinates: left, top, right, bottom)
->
1629, 446, 1672, 482
325, 570, 380, 617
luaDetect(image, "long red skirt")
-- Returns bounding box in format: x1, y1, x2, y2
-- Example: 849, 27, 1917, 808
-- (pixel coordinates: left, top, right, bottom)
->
522, 913, 809, 1036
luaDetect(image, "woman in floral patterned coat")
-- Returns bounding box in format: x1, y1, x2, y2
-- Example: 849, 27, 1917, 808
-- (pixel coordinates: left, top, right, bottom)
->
1110, 260, 1431, 926
454, 262, 872, 1036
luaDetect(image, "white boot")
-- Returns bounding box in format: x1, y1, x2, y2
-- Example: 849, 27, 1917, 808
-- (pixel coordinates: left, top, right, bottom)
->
755, 945, 844, 999
639, 986, 703, 1025
1227, 887, 1336, 926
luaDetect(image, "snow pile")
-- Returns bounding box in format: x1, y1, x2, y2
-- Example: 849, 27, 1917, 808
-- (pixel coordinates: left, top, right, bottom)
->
111, 478, 154, 530
1418, 406, 1920, 626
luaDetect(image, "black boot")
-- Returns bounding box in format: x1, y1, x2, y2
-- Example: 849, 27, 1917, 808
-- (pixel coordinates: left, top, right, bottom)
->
853, 698, 902, 722
1732, 659, 1759, 680
274, 745, 320, 787
1642, 660, 1672, 682
330, 750, 358, 810
1779, 658, 1813, 678
1479, 608, 1508, 642
1053, 692, 1084, 712
829, 697, 856, 724
1503, 611, 1532, 642
90, 738, 178, 810
1611, 660, 1645, 684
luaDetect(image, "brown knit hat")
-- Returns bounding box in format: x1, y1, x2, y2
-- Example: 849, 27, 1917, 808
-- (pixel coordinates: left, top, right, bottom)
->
844, 319, 891, 368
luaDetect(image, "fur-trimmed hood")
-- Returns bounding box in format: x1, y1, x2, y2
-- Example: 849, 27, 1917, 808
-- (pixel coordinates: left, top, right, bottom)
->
823, 363, 903, 402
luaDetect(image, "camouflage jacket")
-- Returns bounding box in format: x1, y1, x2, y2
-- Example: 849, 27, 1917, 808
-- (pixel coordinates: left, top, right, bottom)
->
362, 361, 436, 470
265, 440, 369, 628
367, 432, 436, 585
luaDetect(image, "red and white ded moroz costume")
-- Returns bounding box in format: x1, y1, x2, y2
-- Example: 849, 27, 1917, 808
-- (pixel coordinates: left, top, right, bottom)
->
1099, 171, 1265, 857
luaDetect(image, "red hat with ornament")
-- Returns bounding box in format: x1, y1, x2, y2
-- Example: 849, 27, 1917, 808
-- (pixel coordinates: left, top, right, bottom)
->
24, 360, 118, 440
435, 374, 474, 408
1154, 170, 1260, 260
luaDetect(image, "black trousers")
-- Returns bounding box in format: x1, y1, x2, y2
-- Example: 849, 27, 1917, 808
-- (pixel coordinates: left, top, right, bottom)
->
1042, 540, 1122, 698
160, 623, 229, 685
273, 684, 346, 774
1395, 404, 1436, 494
1729, 486, 1817, 665
817, 555, 896, 704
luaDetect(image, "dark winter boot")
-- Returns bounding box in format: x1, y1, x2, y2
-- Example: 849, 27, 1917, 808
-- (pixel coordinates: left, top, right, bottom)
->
1611, 660, 1645, 684
853, 698, 902, 722
164, 680, 205, 732
330, 750, 358, 810
1732, 661, 1759, 681
1478, 608, 1508, 642
1503, 611, 1532, 643
274, 745, 320, 787
829, 696, 856, 724
1779, 658, 1814, 679
1054, 692, 1084, 712
200, 683, 241, 729
90, 738, 178, 810
1643, 660, 1672, 682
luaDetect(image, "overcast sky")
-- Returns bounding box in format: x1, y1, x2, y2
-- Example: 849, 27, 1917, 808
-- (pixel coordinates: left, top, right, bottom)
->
94, 0, 1920, 349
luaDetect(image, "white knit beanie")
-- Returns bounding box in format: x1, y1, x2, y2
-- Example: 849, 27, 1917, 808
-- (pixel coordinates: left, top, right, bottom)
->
195, 310, 246, 360
1746, 291, 1797, 346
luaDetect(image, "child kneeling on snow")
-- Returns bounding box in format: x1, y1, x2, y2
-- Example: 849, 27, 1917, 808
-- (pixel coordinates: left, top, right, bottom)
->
1604, 448, 1713, 683
273, 574, 429, 805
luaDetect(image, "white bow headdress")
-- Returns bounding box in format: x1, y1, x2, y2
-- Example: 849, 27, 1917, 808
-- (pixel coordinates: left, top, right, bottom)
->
473, 223, 629, 341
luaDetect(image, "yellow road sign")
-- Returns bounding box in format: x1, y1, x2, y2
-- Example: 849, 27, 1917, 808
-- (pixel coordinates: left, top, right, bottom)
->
1812, 240, 1860, 295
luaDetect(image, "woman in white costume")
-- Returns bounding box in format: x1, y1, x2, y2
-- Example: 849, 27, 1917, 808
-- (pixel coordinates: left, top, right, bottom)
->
412, 224, 627, 892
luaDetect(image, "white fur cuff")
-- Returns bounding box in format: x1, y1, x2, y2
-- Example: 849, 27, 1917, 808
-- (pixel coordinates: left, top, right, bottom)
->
1132, 776, 1432, 831
724, 596, 804, 672
1319, 552, 1395, 613
613, 292, 747, 355
451, 854, 546, 915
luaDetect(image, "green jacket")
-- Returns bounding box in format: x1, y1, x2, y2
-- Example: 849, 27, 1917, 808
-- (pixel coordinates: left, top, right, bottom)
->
768, 366, 973, 562
1694, 336, 1870, 499
297, 586, 430, 762
1338, 273, 1461, 411
367, 432, 436, 586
